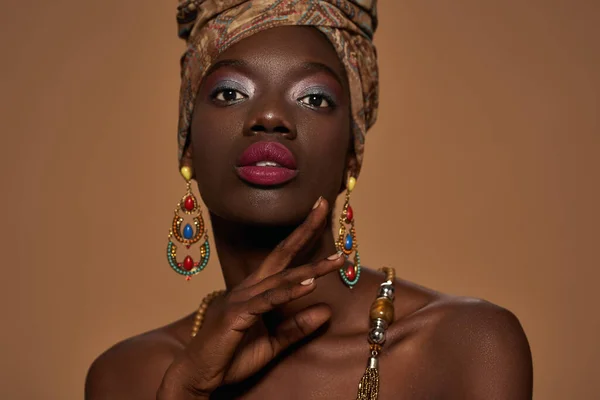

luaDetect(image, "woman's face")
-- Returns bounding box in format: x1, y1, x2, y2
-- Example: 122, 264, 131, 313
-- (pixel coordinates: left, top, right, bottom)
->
188, 26, 353, 226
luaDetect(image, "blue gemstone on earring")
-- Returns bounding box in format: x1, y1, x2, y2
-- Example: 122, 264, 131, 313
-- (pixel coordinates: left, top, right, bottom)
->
344, 233, 353, 251
183, 223, 194, 239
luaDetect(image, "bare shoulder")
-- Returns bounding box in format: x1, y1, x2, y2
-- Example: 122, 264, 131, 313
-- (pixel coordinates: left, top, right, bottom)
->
385, 275, 531, 356
85, 318, 191, 400
390, 284, 533, 399
425, 295, 532, 360
435, 296, 532, 398
416, 293, 528, 335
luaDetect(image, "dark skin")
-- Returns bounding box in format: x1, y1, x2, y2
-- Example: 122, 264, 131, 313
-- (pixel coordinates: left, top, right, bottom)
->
85, 27, 533, 399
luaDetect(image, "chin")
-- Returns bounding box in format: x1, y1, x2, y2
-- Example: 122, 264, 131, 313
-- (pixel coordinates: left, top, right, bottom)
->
205, 185, 315, 227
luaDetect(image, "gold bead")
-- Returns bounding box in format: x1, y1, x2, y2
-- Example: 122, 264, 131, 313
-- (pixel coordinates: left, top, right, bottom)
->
369, 298, 394, 325
380, 266, 396, 282
369, 343, 382, 353
190, 290, 226, 338
180, 166, 193, 182
347, 176, 356, 192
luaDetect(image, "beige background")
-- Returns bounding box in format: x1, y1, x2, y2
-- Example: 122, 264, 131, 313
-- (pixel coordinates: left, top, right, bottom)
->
1, 1, 598, 399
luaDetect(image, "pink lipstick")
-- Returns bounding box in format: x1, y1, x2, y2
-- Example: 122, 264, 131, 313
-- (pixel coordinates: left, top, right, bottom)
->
236, 142, 298, 186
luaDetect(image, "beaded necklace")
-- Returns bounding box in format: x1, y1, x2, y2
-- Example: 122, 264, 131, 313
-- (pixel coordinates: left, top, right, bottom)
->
191, 267, 396, 400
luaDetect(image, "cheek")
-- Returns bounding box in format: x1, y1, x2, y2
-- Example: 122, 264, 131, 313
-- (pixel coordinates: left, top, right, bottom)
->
304, 111, 349, 158
191, 106, 242, 166
189, 105, 245, 198
297, 110, 351, 187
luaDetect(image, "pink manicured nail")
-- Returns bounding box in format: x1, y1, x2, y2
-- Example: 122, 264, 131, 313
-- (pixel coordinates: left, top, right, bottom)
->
327, 251, 343, 260
312, 196, 323, 210
301, 278, 315, 286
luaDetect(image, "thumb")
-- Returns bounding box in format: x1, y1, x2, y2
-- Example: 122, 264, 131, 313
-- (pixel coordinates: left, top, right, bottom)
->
269, 304, 332, 355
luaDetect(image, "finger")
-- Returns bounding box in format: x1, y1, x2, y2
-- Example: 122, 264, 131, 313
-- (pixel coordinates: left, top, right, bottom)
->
234, 279, 318, 331
249, 197, 330, 282
269, 304, 332, 356
243, 251, 345, 299
225, 284, 314, 333
224, 281, 318, 333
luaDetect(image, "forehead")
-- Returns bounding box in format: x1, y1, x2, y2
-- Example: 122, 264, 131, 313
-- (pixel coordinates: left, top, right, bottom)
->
212, 26, 346, 79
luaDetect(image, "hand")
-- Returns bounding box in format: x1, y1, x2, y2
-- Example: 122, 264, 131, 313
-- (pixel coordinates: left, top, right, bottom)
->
157, 197, 345, 399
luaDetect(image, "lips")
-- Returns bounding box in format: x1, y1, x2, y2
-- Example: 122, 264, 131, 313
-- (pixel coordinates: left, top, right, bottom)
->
236, 142, 298, 186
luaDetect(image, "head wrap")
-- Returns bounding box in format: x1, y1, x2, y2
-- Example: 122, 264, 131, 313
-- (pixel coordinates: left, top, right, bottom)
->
176, 0, 379, 175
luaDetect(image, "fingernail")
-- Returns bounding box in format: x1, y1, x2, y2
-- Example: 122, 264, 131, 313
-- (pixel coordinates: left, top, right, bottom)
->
327, 251, 343, 260
312, 196, 323, 210
301, 278, 314, 286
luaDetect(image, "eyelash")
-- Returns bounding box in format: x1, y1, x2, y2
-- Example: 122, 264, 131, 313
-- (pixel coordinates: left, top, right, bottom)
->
297, 93, 337, 110
210, 87, 247, 104
209, 86, 337, 110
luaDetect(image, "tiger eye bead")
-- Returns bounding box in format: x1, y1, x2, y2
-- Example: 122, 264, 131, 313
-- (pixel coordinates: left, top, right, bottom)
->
369, 297, 394, 325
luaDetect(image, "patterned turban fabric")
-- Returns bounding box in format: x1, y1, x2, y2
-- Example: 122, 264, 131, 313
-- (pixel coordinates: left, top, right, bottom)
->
176, 0, 379, 175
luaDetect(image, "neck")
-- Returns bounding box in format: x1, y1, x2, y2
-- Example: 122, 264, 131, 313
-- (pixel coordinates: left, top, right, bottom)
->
209, 211, 356, 330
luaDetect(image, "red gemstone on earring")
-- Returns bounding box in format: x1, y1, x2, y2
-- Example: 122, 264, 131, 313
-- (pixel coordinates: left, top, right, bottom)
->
345, 264, 356, 281
346, 205, 353, 222
183, 255, 194, 271
184, 196, 195, 211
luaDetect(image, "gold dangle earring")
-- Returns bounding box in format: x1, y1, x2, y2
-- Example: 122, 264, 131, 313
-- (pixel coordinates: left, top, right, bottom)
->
336, 176, 361, 288
166, 166, 210, 281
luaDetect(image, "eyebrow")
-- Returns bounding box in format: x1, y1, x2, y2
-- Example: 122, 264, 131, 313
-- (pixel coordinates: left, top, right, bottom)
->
203, 59, 344, 87
299, 62, 344, 87
204, 59, 249, 79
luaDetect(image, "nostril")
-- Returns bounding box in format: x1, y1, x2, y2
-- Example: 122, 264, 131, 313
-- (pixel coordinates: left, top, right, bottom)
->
274, 126, 290, 134
250, 124, 290, 134
251, 124, 267, 132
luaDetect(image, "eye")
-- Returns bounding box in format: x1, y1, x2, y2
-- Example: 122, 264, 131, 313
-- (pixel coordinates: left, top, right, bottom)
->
299, 94, 332, 108
212, 89, 246, 103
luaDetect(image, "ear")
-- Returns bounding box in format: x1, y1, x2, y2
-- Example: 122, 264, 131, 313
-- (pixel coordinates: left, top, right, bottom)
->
179, 138, 195, 179
340, 142, 359, 192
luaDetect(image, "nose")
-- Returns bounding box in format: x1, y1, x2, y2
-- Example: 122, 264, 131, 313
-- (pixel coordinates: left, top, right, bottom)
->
243, 96, 296, 139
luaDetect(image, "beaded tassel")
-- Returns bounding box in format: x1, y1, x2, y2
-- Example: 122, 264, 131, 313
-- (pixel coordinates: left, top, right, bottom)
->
356, 267, 396, 400
357, 351, 380, 399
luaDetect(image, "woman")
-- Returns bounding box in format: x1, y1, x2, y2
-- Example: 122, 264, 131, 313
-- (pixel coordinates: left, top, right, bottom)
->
86, 1, 533, 399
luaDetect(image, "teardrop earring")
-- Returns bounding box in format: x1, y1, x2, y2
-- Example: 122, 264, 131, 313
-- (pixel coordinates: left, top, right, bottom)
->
336, 176, 361, 288
166, 166, 211, 281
